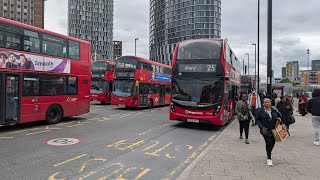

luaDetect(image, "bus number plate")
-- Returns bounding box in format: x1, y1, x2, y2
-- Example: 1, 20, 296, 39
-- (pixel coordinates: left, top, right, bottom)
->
187, 119, 200, 123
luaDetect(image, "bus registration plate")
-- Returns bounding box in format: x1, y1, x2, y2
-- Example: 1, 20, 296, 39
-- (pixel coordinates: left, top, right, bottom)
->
187, 119, 199, 123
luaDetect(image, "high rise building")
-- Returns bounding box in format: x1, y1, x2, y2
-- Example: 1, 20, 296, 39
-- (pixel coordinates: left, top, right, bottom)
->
68, 0, 113, 60
149, 0, 222, 65
0, 0, 45, 28
113, 41, 122, 60
286, 61, 299, 81
299, 70, 320, 86
282, 67, 286, 78
312, 60, 320, 71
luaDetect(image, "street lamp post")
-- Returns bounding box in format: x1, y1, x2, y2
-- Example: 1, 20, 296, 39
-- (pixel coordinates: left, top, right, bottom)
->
252, 43, 257, 90
307, 49, 310, 70
257, 0, 260, 92
246, 53, 250, 75
243, 59, 245, 75
135, 38, 139, 56
267, 0, 273, 96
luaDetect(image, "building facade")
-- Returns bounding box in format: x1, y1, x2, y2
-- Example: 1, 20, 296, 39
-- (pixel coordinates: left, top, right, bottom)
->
113, 40, 122, 60
0, 0, 44, 28
286, 61, 299, 81
68, 0, 113, 60
149, 0, 221, 65
299, 70, 320, 86
312, 60, 320, 71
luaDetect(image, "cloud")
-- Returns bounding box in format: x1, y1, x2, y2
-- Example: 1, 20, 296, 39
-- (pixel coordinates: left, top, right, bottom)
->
44, 0, 320, 80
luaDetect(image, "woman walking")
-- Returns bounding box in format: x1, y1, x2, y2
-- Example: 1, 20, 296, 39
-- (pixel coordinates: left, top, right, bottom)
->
307, 89, 320, 146
276, 96, 293, 135
299, 93, 308, 116
236, 94, 253, 144
256, 97, 282, 166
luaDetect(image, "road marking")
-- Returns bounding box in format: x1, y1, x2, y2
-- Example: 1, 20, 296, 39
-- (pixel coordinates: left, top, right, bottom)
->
175, 145, 193, 152
66, 124, 84, 128
107, 140, 146, 151
0, 136, 14, 139
5, 128, 40, 135
142, 141, 160, 151
46, 138, 80, 146
159, 124, 169, 128
98, 117, 113, 122
78, 158, 107, 173
25, 130, 51, 136
53, 154, 87, 167
135, 168, 151, 179
145, 142, 173, 157
110, 114, 122, 117
45, 126, 61, 130
48, 172, 64, 180
138, 130, 151, 136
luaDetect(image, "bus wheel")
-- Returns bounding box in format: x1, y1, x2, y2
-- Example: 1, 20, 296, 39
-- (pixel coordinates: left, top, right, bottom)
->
46, 105, 63, 124
147, 100, 153, 109
100, 101, 107, 105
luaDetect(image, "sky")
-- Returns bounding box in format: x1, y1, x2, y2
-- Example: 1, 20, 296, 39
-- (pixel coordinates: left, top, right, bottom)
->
44, 0, 320, 80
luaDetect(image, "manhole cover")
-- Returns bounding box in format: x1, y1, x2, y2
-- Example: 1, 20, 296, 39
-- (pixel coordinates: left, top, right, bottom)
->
46, 138, 80, 146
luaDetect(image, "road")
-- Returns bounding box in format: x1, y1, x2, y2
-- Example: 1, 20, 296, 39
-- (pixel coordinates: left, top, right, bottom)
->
0, 103, 226, 180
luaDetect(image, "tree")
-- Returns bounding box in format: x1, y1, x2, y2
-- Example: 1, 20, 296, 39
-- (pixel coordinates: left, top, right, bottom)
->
280, 78, 292, 83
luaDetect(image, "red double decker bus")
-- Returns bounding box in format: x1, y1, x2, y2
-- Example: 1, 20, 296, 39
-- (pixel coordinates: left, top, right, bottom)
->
170, 39, 241, 126
91, 60, 115, 104
0, 17, 91, 125
112, 56, 171, 108
240, 75, 253, 95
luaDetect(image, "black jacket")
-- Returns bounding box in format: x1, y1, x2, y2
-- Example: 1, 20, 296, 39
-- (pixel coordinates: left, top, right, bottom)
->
256, 107, 282, 136
308, 97, 320, 116
276, 101, 292, 125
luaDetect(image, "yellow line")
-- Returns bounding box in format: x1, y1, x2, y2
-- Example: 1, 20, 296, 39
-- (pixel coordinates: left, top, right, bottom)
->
25, 130, 51, 136
135, 168, 151, 179
53, 154, 87, 167
5, 128, 40, 135
0, 137, 14, 139
138, 130, 152, 136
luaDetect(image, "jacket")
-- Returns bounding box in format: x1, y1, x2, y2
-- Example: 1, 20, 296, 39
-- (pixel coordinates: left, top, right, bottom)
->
248, 93, 262, 109
235, 100, 253, 121
276, 101, 292, 125
308, 97, 320, 116
256, 107, 282, 136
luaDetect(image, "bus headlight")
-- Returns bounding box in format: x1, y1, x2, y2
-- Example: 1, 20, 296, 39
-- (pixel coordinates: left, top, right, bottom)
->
214, 106, 221, 116
170, 103, 175, 112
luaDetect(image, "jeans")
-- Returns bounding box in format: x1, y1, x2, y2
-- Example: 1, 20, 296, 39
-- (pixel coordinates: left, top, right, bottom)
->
263, 135, 276, 159
312, 116, 320, 142
239, 120, 250, 139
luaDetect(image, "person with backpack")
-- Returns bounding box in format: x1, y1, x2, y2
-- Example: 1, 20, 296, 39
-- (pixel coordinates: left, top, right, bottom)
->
276, 96, 293, 136
307, 89, 320, 146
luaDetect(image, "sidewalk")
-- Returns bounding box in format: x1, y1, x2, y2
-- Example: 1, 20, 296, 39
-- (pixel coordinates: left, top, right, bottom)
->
178, 111, 320, 180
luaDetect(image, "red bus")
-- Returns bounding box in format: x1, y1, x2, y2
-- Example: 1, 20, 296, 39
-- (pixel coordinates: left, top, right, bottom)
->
170, 39, 241, 126
111, 56, 171, 108
91, 60, 115, 104
240, 75, 253, 95
0, 17, 91, 125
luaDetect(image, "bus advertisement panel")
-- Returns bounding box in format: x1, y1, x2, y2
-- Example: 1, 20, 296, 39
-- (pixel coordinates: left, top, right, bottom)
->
112, 56, 171, 108
0, 17, 91, 125
170, 39, 241, 126
91, 60, 115, 104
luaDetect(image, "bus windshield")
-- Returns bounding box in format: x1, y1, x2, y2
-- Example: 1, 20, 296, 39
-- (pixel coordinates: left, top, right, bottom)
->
91, 78, 108, 94
116, 57, 138, 69
172, 78, 224, 107
177, 40, 222, 60
113, 80, 135, 97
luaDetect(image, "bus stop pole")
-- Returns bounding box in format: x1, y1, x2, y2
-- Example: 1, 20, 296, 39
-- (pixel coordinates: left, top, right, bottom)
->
267, 0, 273, 96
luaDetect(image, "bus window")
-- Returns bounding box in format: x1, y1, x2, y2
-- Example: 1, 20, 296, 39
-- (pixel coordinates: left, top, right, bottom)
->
69, 40, 80, 60
24, 30, 40, 53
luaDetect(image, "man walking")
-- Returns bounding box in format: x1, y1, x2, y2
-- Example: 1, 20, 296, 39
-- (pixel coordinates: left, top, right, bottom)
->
308, 89, 320, 146
248, 90, 261, 126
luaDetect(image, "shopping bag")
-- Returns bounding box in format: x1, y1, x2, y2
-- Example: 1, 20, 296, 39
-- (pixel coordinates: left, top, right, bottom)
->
272, 124, 289, 142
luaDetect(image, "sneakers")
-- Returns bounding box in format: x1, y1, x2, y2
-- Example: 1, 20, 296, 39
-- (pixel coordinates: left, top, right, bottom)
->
313, 141, 320, 146
267, 159, 273, 166
245, 139, 250, 144
239, 135, 243, 139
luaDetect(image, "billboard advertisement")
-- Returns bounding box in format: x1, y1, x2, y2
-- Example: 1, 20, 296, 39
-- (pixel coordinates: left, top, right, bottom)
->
0, 50, 70, 73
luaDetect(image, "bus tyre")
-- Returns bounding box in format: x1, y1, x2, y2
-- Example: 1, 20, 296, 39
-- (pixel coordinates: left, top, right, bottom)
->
100, 101, 107, 105
46, 105, 63, 124
147, 100, 153, 109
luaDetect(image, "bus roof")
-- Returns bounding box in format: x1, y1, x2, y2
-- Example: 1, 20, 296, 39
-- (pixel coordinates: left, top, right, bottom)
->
116, 56, 172, 69
177, 38, 226, 45
0, 17, 90, 45
93, 60, 115, 66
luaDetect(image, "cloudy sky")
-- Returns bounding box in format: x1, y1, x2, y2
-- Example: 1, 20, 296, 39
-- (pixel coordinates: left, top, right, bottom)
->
44, 0, 320, 79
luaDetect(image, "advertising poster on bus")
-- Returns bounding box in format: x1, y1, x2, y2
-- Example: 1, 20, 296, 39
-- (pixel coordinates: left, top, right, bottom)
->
0, 50, 70, 73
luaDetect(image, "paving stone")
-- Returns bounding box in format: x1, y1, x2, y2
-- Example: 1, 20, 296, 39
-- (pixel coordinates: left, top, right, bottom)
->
225, 168, 255, 177
202, 167, 226, 176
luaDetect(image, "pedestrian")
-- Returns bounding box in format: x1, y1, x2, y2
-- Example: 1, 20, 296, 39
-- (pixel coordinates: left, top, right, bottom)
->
307, 89, 320, 146
276, 96, 293, 136
256, 97, 282, 166
248, 90, 262, 126
299, 93, 308, 116
274, 94, 282, 107
236, 93, 253, 144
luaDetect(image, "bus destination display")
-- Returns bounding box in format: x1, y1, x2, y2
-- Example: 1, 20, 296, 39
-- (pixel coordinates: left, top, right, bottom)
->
178, 64, 216, 73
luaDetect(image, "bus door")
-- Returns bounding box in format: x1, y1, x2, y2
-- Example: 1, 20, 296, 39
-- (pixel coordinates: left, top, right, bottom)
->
139, 83, 148, 106
159, 85, 165, 105
0, 73, 20, 124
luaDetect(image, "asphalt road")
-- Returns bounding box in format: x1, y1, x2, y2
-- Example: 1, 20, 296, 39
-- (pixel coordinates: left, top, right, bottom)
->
0, 103, 226, 180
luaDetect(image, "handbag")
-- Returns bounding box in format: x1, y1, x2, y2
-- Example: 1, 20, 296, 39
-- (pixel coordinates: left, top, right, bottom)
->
272, 124, 289, 142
